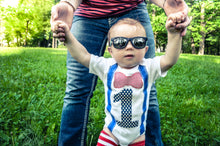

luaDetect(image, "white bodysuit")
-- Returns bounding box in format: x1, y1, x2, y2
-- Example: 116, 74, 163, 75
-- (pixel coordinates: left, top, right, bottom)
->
89, 55, 167, 146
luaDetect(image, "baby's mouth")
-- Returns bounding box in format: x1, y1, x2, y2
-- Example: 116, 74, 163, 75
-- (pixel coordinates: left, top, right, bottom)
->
124, 54, 134, 58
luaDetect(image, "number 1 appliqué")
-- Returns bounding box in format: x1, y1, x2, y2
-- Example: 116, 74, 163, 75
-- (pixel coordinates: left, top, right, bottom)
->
113, 89, 138, 128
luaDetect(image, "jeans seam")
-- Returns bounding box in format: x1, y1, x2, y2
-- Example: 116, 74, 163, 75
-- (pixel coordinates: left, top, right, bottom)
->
80, 33, 108, 146
80, 75, 97, 146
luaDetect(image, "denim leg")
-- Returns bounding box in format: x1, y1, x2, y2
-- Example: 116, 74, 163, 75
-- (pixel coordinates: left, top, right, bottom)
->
145, 84, 164, 146
58, 16, 108, 146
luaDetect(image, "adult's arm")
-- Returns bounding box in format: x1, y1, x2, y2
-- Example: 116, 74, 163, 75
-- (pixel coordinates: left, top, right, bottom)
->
149, 0, 190, 36
51, 0, 82, 32
56, 21, 91, 68
149, 0, 164, 8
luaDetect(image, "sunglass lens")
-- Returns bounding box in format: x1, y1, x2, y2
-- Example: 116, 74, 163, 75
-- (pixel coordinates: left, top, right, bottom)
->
113, 38, 127, 49
132, 38, 146, 49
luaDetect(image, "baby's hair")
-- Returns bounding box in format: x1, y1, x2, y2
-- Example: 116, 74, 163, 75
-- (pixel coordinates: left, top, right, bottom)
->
107, 18, 146, 41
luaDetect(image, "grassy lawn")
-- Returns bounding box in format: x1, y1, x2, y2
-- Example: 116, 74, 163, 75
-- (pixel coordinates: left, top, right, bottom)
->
0, 47, 219, 146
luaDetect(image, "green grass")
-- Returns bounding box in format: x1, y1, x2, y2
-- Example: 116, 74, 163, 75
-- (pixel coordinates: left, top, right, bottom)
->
156, 54, 220, 145
0, 47, 67, 145
0, 47, 219, 146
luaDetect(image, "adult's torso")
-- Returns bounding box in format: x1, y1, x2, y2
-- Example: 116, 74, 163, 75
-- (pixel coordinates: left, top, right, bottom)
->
74, 0, 144, 18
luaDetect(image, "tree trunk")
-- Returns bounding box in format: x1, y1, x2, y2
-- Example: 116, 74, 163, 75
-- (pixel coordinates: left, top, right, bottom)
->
24, 20, 29, 47
52, 37, 57, 48
217, 36, 220, 55
191, 37, 196, 54
198, 2, 205, 55
152, 8, 157, 53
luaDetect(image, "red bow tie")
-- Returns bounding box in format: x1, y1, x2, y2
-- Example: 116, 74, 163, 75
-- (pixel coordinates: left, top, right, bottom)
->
114, 72, 143, 89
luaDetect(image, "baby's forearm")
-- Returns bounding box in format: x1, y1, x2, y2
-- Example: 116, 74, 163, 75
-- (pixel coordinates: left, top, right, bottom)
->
65, 31, 91, 68
161, 32, 182, 72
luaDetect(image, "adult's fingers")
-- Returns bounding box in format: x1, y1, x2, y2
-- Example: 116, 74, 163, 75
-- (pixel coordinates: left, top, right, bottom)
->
53, 31, 65, 37
176, 16, 192, 36
53, 32, 66, 42
176, 16, 192, 29
180, 28, 187, 36
52, 26, 65, 36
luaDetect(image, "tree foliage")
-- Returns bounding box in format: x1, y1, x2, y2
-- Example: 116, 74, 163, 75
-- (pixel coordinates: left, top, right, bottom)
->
0, 0, 219, 55
0, 0, 55, 47
191, 0, 220, 55
147, 0, 220, 55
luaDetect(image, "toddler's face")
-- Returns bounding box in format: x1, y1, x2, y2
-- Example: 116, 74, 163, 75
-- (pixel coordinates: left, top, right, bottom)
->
108, 24, 148, 69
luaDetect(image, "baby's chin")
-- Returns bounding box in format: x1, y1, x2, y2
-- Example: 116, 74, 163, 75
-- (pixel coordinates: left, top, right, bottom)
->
119, 63, 138, 69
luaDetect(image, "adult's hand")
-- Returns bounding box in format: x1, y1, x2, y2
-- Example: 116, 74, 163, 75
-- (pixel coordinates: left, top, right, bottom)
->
164, 0, 191, 36
51, 2, 74, 39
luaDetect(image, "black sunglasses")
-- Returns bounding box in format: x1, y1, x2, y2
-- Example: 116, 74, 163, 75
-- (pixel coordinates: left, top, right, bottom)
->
109, 37, 148, 49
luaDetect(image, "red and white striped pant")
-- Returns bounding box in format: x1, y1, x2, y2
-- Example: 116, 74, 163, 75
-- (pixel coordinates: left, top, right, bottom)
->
97, 130, 145, 146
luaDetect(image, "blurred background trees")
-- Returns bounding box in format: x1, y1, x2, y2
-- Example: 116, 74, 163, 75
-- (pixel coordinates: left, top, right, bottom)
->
0, 0, 55, 47
0, 0, 219, 55
148, 0, 220, 55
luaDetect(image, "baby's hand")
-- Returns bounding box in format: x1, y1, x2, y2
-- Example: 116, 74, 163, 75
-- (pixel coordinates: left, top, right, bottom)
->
51, 21, 69, 42
166, 12, 184, 33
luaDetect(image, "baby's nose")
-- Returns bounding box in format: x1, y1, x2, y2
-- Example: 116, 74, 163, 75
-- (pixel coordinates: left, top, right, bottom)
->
125, 41, 134, 50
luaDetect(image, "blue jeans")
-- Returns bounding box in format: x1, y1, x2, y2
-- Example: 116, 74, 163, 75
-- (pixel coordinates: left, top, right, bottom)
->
58, 2, 163, 146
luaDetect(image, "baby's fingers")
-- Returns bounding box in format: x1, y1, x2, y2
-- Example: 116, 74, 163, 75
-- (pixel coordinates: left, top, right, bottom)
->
166, 19, 176, 29
58, 23, 69, 32
166, 19, 183, 34
176, 13, 185, 23
51, 21, 66, 33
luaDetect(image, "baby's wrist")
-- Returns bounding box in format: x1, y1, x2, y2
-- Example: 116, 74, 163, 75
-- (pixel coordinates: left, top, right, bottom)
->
167, 26, 182, 35
167, 30, 181, 37
168, 32, 182, 43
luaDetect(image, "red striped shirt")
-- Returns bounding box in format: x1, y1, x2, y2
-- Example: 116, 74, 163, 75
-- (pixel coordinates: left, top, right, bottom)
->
74, 0, 144, 18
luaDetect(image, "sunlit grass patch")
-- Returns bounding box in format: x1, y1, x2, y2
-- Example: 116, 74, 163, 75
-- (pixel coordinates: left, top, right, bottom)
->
0, 48, 219, 145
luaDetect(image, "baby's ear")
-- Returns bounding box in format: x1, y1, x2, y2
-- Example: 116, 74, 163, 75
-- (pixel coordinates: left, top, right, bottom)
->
108, 47, 113, 56
108, 47, 112, 53
145, 46, 149, 54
